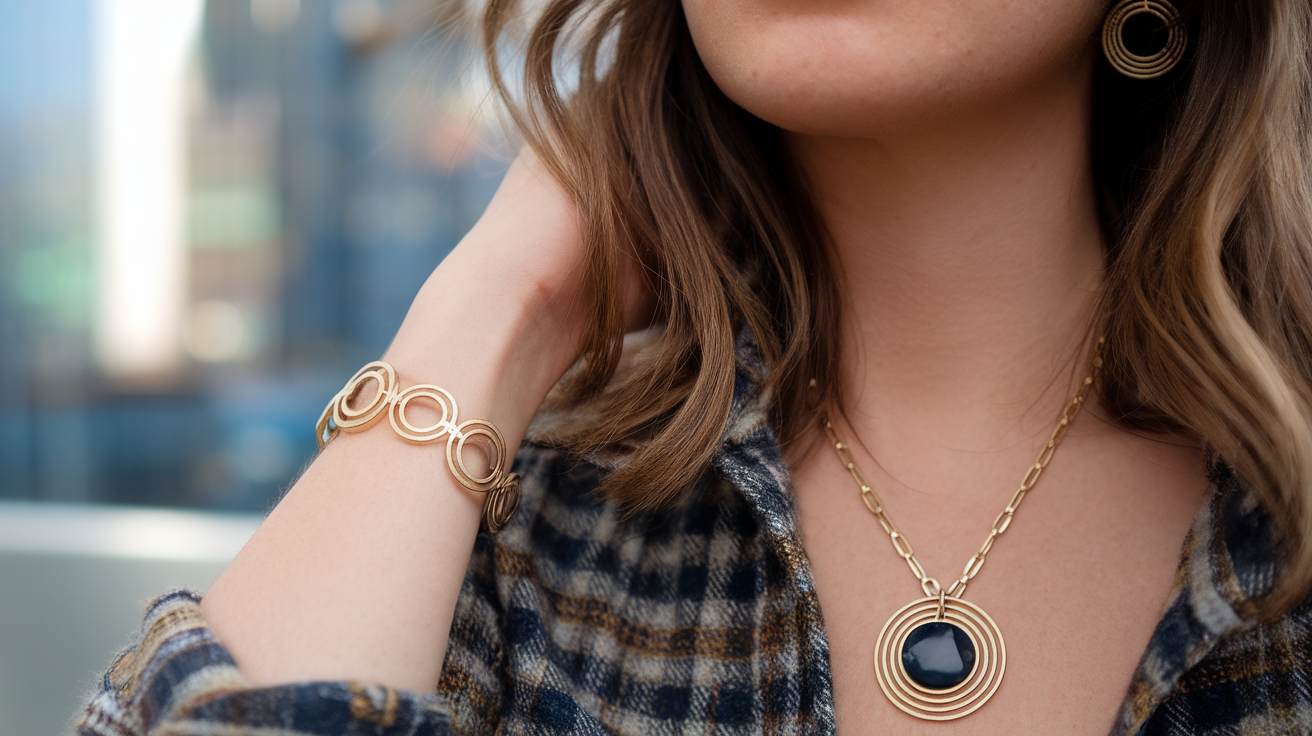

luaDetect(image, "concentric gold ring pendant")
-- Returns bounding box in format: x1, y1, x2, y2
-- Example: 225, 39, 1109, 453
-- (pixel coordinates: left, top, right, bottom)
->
873, 596, 1006, 721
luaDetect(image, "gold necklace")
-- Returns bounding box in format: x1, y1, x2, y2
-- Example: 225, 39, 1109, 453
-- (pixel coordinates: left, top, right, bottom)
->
821, 338, 1103, 721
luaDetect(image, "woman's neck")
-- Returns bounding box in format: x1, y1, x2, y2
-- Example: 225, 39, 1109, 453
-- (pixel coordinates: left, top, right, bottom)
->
788, 72, 1105, 472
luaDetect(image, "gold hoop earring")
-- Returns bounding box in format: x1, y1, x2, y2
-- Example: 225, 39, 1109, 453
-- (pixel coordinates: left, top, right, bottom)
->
1102, 0, 1187, 79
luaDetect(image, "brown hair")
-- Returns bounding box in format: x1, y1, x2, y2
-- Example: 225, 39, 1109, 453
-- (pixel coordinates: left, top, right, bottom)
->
481, 0, 1312, 614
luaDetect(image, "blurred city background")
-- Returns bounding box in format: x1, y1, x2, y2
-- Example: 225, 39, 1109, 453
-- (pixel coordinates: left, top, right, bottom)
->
0, 0, 509, 732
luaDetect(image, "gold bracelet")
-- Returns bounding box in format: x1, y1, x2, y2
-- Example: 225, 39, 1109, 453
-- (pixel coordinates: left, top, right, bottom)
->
314, 360, 521, 533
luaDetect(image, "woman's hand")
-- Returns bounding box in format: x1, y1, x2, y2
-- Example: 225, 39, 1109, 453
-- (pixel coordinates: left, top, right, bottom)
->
385, 151, 595, 421
200, 148, 643, 692
388, 150, 655, 390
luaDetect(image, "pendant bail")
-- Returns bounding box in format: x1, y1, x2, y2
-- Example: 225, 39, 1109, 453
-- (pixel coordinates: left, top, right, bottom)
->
935, 590, 947, 621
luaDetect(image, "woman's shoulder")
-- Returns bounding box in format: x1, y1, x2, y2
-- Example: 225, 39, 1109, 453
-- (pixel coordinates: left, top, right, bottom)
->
472, 437, 769, 589
438, 433, 838, 733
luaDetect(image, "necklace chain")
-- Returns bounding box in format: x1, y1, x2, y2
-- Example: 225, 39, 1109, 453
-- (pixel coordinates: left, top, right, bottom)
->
822, 337, 1105, 600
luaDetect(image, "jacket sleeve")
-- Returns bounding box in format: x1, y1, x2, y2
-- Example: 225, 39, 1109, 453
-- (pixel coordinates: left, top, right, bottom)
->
74, 589, 454, 736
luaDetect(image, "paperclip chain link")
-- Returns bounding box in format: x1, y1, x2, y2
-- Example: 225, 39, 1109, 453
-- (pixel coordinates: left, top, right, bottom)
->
823, 337, 1104, 599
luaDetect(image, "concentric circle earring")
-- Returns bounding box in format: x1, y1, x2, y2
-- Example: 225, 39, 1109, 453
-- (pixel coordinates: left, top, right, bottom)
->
1102, 0, 1187, 79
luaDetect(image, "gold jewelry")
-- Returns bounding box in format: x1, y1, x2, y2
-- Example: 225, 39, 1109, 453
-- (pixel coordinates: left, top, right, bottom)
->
822, 338, 1104, 720
1102, 0, 1187, 79
316, 361, 521, 533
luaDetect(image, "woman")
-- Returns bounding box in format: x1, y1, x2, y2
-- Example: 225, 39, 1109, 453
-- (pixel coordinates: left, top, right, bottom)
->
78, 0, 1312, 733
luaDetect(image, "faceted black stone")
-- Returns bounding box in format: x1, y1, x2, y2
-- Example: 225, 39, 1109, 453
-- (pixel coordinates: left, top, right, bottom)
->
901, 622, 976, 689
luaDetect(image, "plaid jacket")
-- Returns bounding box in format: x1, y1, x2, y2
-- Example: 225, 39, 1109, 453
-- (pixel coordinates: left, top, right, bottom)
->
76, 345, 1312, 735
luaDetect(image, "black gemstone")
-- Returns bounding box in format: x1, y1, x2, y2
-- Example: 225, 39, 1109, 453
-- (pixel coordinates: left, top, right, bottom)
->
901, 622, 976, 689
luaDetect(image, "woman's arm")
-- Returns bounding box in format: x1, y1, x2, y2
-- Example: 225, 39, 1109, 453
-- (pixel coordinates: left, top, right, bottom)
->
199, 152, 602, 693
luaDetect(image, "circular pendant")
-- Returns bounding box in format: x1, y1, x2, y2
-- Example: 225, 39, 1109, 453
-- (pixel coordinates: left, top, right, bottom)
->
873, 597, 1006, 721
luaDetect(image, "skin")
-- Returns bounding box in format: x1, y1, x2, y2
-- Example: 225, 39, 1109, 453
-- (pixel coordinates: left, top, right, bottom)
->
202, 156, 602, 688
684, 0, 1208, 733
201, 0, 1209, 732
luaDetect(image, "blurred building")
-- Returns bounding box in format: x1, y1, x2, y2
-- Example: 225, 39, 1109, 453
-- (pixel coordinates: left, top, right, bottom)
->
0, 0, 507, 512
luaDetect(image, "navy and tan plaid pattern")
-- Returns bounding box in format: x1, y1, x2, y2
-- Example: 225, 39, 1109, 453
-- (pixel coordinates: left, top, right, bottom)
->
77, 343, 1311, 735
1113, 459, 1312, 735
77, 589, 452, 735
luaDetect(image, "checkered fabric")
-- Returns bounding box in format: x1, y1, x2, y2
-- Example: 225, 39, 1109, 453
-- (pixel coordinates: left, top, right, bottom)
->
75, 342, 1312, 735
1114, 459, 1312, 735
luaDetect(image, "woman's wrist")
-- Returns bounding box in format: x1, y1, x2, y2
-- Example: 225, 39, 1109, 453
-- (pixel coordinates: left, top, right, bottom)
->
381, 228, 588, 436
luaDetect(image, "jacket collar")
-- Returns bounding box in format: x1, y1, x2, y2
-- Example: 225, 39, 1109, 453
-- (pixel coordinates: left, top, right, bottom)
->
1111, 456, 1281, 735
711, 329, 839, 734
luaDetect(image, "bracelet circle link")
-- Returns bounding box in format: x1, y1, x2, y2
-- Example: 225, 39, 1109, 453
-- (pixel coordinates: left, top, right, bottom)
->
481, 474, 521, 534
389, 384, 459, 443
447, 419, 509, 492
333, 361, 397, 432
